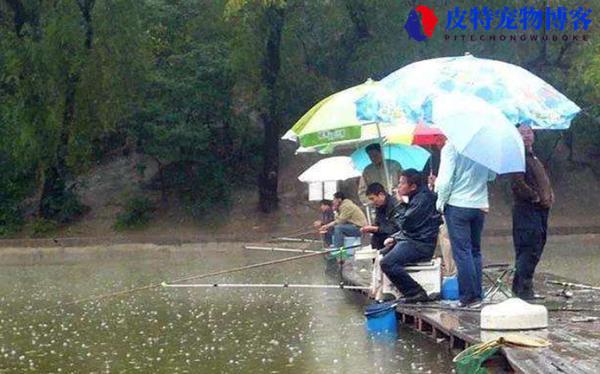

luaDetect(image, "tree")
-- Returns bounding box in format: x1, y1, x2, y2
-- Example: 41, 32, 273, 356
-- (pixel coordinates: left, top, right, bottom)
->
0, 0, 148, 224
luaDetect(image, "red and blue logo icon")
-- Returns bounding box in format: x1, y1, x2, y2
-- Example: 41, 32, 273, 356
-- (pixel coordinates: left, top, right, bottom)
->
404, 5, 439, 41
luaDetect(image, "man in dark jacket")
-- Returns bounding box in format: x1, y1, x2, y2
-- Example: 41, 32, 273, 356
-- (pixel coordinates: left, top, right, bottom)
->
511, 124, 554, 300
380, 169, 443, 303
360, 183, 404, 249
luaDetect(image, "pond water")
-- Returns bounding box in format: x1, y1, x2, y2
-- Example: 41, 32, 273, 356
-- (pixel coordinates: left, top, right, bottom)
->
0, 244, 454, 373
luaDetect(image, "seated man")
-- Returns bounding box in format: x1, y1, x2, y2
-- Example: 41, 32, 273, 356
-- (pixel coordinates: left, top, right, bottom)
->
380, 169, 443, 303
321, 192, 367, 248
360, 183, 404, 249
314, 199, 335, 247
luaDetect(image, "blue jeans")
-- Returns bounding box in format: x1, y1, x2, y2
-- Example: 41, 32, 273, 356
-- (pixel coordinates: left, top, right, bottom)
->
380, 240, 434, 296
322, 227, 334, 247
444, 205, 486, 304
332, 224, 361, 247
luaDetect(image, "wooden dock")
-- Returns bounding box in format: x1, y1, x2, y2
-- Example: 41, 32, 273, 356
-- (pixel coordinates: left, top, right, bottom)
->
338, 258, 600, 373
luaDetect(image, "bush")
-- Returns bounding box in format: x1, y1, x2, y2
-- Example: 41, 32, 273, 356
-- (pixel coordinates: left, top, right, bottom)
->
31, 218, 58, 238
0, 207, 24, 237
0, 156, 34, 237
113, 196, 155, 231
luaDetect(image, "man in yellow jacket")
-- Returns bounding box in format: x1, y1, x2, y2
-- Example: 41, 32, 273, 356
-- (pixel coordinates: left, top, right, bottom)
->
321, 192, 368, 248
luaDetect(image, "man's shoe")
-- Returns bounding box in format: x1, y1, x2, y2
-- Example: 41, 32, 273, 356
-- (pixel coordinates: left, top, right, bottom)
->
458, 298, 482, 308
381, 292, 397, 302
398, 290, 429, 304
520, 293, 545, 301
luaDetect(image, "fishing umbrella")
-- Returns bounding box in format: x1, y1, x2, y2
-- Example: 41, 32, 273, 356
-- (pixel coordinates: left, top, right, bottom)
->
282, 79, 413, 154
351, 144, 431, 172
356, 54, 581, 130
430, 93, 525, 174
297, 156, 362, 183
284, 79, 417, 191
384, 123, 446, 147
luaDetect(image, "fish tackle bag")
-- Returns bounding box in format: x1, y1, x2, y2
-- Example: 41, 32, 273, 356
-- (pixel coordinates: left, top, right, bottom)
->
453, 342, 500, 374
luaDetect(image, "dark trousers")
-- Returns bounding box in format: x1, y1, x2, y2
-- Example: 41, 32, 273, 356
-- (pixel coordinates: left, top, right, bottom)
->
444, 205, 486, 304
371, 232, 388, 250
512, 204, 549, 298
380, 240, 434, 297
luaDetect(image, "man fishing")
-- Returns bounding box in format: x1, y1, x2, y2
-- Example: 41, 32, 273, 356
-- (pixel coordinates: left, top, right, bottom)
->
320, 192, 367, 248
360, 182, 403, 250
380, 169, 442, 303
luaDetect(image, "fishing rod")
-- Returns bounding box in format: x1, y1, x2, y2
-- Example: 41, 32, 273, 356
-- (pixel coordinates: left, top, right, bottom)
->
395, 303, 482, 312
161, 282, 369, 290
546, 280, 600, 291
269, 227, 316, 240
270, 237, 321, 243
244, 245, 323, 254
399, 302, 600, 314
34, 243, 362, 312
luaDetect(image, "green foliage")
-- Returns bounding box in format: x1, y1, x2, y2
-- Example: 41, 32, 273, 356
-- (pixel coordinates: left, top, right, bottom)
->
0, 0, 598, 233
31, 218, 59, 238
113, 196, 155, 231
0, 176, 28, 237
40, 187, 87, 224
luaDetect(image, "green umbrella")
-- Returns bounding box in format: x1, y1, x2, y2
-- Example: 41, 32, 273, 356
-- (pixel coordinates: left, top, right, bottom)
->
282, 79, 410, 191
282, 79, 407, 154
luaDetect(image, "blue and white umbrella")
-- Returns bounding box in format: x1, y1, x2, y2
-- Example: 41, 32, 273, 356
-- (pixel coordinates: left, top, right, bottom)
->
431, 93, 525, 174
356, 54, 581, 130
351, 144, 431, 172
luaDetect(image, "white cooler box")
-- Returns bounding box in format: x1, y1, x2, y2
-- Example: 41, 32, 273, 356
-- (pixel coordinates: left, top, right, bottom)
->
406, 257, 441, 298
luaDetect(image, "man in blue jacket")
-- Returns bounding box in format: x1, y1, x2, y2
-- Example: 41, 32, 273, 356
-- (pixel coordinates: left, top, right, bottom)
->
380, 169, 442, 303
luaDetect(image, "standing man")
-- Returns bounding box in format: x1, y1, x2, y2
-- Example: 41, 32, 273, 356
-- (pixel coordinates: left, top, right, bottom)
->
380, 169, 442, 303
321, 192, 367, 248
511, 124, 554, 300
360, 183, 404, 249
358, 143, 402, 205
435, 142, 495, 307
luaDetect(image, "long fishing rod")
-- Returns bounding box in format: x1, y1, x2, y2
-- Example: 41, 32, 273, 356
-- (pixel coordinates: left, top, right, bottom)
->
546, 280, 600, 291
396, 303, 481, 312
244, 245, 323, 254
270, 237, 321, 243
161, 282, 369, 290
269, 227, 316, 240
35, 243, 362, 312
398, 301, 600, 313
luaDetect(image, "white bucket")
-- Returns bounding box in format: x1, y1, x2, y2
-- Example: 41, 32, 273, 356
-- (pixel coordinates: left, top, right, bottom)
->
343, 236, 361, 255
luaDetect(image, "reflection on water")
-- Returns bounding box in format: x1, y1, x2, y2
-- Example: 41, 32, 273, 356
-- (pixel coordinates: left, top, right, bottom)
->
483, 234, 600, 285
0, 245, 454, 373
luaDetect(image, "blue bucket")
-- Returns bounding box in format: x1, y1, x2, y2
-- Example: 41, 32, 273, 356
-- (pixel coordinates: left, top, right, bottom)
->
442, 276, 459, 300
364, 301, 398, 334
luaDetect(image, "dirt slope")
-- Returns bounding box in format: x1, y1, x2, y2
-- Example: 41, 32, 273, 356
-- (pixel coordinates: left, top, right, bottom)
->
39, 143, 600, 242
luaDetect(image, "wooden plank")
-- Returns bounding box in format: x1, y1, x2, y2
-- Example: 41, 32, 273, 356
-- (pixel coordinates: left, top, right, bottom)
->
340, 257, 600, 373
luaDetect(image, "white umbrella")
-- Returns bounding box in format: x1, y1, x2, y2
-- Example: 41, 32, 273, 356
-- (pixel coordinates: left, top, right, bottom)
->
431, 93, 525, 174
298, 157, 362, 183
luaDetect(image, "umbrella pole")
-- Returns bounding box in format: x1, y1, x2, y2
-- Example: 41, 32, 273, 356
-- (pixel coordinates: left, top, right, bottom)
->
375, 123, 392, 193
